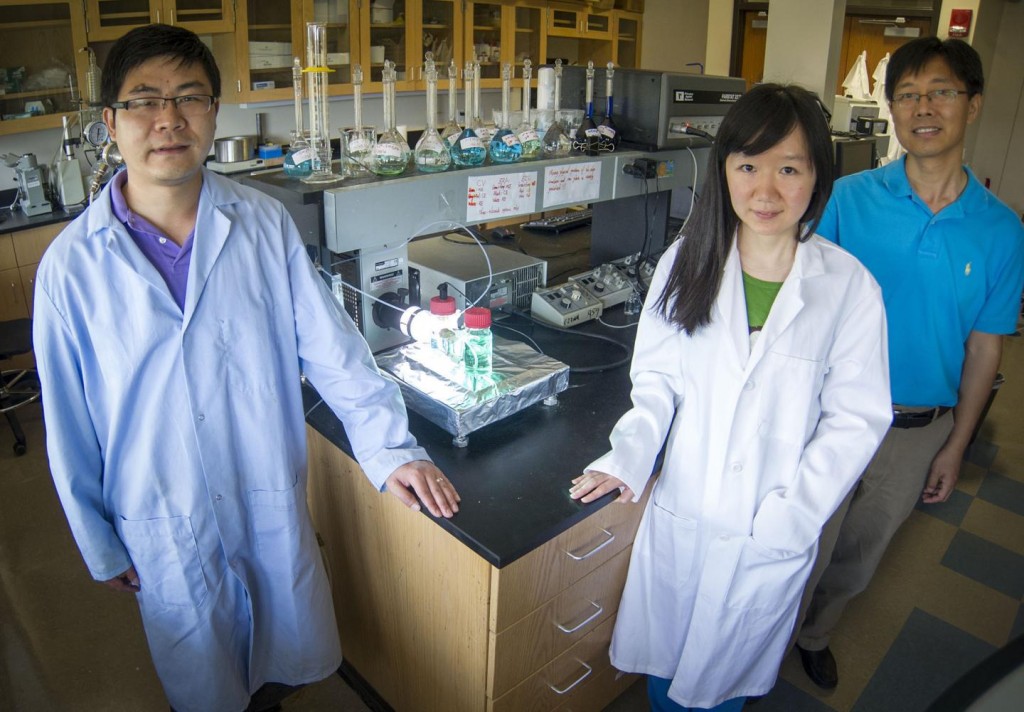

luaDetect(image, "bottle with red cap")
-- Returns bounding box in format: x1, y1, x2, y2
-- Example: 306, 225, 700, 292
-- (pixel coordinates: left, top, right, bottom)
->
429, 294, 458, 352
462, 306, 492, 374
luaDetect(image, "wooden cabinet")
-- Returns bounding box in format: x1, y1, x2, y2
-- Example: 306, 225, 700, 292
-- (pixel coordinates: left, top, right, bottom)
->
0, 1, 89, 137
359, 0, 463, 90
84, 0, 234, 42
545, 4, 613, 68
305, 426, 647, 712
466, 1, 508, 87
0, 221, 65, 369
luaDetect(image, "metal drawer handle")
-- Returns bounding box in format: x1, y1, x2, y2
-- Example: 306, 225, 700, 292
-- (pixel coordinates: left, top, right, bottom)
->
548, 659, 593, 695
565, 527, 615, 561
555, 600, 604, 634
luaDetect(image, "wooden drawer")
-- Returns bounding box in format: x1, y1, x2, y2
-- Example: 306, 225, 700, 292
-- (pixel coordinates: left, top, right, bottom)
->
1, 266, 29, 321
0, 234, 15, 271
555, 664, 638, 712
11, 222, 64, 266
489, 615, 618, 712
490, 498, 645, 632
490, 546, 631, 697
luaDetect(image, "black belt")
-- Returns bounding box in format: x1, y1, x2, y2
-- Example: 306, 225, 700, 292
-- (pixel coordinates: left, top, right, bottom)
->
891, 406, 951, 429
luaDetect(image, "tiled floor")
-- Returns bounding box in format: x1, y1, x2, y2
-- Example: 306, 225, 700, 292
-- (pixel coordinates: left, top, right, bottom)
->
2, 328, 1021, 711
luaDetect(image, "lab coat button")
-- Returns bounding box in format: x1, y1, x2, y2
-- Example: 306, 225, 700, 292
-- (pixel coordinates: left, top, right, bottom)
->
215, 494, 223, 501
744, 379, 755, 390
731, 462, 743, 473
198, 414, 205, 421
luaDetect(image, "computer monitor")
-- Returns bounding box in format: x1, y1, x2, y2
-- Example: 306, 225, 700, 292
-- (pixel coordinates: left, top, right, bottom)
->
833, 137, 877, 178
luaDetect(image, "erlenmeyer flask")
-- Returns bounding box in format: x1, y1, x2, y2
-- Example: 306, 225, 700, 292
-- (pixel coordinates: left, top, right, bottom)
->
371, 61, 412, 176
488, 63, 523, 164
414, 52, 451, 173
516, 59, 542, 160
542, 59, 572, 158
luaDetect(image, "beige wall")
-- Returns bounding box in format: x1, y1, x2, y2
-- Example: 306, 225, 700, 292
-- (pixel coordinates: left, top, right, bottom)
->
640, 0, 709, 72
706, 0, 734, 76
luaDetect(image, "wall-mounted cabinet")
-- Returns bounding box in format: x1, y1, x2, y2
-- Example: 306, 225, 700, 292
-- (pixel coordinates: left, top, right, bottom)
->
84, 0, 234, 42
0, 1, 89, 137
613, 10, 640, 68
545, 4, 613, 68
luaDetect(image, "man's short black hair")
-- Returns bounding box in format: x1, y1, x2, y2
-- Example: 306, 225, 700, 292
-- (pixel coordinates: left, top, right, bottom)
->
885, 37, 984, 102
101, 23, 221, 108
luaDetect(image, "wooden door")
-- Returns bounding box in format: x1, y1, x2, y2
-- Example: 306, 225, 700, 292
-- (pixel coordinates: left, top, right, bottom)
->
836, 16, 933, 96
739, 10, 767, 89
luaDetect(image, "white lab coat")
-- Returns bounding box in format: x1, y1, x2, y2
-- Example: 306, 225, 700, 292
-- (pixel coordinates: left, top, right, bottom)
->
33, 170, 429, 712
588, 236, 891, 707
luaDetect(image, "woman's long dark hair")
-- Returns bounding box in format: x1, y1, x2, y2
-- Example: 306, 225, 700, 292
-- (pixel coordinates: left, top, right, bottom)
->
655, 83, 834, 335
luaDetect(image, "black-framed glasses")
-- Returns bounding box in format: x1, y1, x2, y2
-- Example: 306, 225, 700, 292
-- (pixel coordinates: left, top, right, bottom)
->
891, 89, 966, 109
109, 94, 216, 118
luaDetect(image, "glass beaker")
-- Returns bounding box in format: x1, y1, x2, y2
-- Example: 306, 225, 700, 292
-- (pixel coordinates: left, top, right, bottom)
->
341, 126, 376, 177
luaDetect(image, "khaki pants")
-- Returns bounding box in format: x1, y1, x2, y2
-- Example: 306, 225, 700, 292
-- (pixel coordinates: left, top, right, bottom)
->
796, 411, 955, 651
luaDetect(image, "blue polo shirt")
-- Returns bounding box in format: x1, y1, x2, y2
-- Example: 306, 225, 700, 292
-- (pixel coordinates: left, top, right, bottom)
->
817, 157, 1024, 407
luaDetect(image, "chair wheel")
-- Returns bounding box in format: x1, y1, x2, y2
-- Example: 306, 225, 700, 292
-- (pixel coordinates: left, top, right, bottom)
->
13, 442, 26, 456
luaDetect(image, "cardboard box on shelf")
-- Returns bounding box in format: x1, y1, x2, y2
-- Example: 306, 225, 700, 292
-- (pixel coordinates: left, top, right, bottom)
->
248, 41, 293, 56
250, 55, 294, 70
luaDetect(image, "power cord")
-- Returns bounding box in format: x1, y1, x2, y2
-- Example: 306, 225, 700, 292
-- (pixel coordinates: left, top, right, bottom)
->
499, 305, 633, 374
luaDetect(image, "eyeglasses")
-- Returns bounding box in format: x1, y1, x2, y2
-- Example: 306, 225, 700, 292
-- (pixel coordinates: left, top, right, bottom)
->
109, 94, 216, 118
891, 89, 966, 109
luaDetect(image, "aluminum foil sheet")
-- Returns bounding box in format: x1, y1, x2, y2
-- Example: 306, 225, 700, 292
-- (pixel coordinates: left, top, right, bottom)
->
375, 337, 570, 440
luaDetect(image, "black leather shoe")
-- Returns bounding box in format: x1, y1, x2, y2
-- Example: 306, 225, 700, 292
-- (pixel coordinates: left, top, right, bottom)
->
797, 645, 838, 690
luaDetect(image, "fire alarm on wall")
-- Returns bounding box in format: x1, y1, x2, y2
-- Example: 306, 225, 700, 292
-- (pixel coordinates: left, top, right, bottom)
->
949, 9, 972, 38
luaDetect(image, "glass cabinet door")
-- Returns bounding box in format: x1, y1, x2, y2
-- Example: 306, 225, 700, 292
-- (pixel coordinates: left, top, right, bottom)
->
466, 1, 505, 87
0, 1, 88, 136
362, 0, 411, 84
418, 0, 460, 85
312, 0, 355, 86
85, 0, 157, 41
614, 11, 640, 68
236, 0, 300, 102
511, 3, 544, 86
168, 0, 234, 35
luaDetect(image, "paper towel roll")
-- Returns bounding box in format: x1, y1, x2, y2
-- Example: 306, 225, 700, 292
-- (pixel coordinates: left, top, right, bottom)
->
537, 67, 555, 111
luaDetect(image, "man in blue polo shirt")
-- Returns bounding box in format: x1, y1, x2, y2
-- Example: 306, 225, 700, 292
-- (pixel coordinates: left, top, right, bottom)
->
795, 36, 1024, 690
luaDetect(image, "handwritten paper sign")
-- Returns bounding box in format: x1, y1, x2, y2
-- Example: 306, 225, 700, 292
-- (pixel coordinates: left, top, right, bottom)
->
465, 171, 539, 222
543, 161, 602, 207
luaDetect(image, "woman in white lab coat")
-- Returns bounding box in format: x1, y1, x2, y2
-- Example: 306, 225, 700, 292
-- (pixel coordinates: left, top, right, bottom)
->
570, 84, 892, 711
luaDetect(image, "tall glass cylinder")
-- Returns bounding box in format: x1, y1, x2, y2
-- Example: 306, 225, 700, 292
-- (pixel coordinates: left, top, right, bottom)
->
302, 22, 339, 184
542, 59, 571, 158
371, 61, 411, 176
440, 59, 461, 147
450, 63, 486, 167
489, 63, 522, 164
414, 52, 451, 173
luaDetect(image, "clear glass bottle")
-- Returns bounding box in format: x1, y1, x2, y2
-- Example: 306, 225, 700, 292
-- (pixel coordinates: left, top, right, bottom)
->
598, 62, 620, 153
440, 59, 462, 148
462, 307, 493, 374
302, 22, 340, 184
489, 63, 523, 164
342, 64, 375, 177
283, 58, 313, 177
415, 52, 452, 173
516, 59, 542, 160
371, 60, 412, 176
449, 62, 486, 167
573, 61, 600, 156
542, 59, 572, 158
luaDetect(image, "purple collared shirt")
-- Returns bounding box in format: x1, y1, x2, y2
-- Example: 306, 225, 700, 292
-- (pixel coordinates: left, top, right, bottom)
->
109, 170, 195, 311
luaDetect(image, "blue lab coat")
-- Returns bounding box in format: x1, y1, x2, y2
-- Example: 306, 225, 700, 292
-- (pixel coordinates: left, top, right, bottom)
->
33, 169, 429, 711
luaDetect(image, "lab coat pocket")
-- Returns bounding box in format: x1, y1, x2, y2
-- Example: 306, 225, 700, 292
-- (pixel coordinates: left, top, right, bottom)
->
249, 480, 307, 571
757, 352, 826, 445
724, 537, 810, 614
119, 516, 208, 609
648, 501, 699, 591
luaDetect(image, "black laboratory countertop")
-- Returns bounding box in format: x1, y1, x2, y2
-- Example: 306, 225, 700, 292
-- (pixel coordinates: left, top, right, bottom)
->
303, 310, 640, 569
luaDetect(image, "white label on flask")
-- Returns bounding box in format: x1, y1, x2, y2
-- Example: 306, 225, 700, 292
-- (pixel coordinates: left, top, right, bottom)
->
598, 125, 616, 139
585, 127, 600, 138
348, 138, 370, 152
460, 136, 484, 150
374, 143, 402, 159
501, 133, 522, 147
290, 148, 312, 163
518, 129, 539, 142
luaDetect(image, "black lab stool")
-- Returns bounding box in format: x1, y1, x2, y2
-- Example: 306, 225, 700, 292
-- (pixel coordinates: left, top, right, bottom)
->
0, 318, 40, 456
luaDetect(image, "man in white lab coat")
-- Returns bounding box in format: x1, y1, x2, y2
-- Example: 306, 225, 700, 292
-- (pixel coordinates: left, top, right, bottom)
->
32, 24, 460, 712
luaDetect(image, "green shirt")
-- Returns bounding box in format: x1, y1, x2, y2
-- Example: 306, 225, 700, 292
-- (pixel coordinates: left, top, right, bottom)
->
742, 271, 784, 334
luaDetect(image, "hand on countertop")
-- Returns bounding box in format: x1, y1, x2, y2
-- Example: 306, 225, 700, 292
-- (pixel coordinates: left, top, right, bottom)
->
570, 470, 634, 504
385, 460, 461, 518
